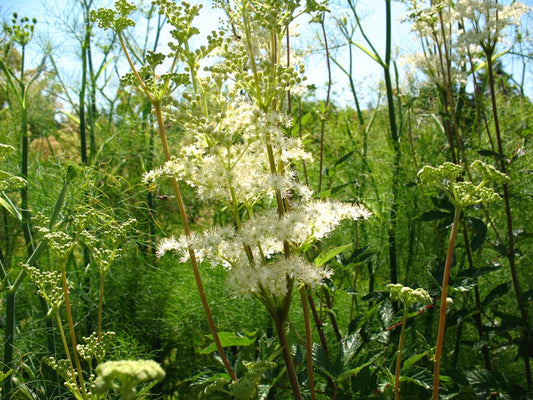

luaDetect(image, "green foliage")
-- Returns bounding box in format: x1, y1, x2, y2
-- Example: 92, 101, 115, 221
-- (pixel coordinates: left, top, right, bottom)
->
1, 0, 532, 399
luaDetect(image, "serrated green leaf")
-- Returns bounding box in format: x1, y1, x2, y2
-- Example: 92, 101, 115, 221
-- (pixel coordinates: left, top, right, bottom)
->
417, 210, 453, 221
201, 331, 256, 354
314, 243, 353, 267
481, 283, 510, 308
402, 351, 428, 371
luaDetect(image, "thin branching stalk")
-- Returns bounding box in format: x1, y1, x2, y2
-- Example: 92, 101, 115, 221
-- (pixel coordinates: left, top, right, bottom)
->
61, 262, 87, 396
384, 0, 401, 288
317, 14, 331, 193
55, 312, 81, 395
97, 268, 105, 341
432, 207, 461, 399
300, 286, 316, 400
394, 306, 409, 400
485, 53, 531, 385
272, 277, 302, 400
115, 31, 237, 381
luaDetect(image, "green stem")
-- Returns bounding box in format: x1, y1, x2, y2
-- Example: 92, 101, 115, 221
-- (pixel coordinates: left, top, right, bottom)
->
432, 207, 461, 400
317, 15, 331, 193
61, 263, 87, 397
272, 278, 302, 400
486, 53, 531, 385
300, 286, 316, 400
55, 312, 81, 396
394, 306, 409, 400
152, 102, 237, 381
98, 269, 105, 341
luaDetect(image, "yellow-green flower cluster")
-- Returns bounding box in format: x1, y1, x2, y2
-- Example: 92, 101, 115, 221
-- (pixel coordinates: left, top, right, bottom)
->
22, 263, 63, 313
0, 144, 26, 191
94, 359, 165, 400
387, 283, 432, 308
417, 160, 509, 209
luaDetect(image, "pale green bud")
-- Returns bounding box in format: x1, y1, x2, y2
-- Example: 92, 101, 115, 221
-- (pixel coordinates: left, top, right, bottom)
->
387, 283, 432, 308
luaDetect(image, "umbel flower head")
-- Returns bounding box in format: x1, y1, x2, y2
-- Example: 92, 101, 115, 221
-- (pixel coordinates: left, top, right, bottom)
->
94, 359, 165, 400
0, 144, 26, 191
387, 283, 432, 308
417, 160, 509, 209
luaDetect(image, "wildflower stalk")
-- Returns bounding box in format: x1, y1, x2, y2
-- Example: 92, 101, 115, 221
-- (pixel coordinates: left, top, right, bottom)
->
97, 271, 105, 340
153, 101, 238, 382
418, 160, 509, 398
113, 28, 237, 379
387, 284, 432, 400
300, 286, 316, 400
317, 13, 331, 193
432, 206, 461, 399
271, 277, 302, 400
61, 261, 88, 396
0, 15, 48, 395
485, 53, 531, 385
394, 305, 409, 400
54, 312, 81, 395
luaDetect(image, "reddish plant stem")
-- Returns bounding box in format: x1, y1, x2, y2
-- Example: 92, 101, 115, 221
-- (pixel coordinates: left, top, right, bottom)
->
153, 102, 237, 381
433, 207, 461, 400
394, 306, 409, 400
116, 32, 236, 380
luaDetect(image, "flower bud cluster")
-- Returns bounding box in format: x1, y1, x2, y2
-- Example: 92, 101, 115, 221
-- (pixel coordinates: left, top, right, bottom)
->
417, 160, 508, 209
0, 144, 26, 191
77, 331, 115, 364
22, 263, 63, 312
387, 283, 432, 308
94, 359, 165, 399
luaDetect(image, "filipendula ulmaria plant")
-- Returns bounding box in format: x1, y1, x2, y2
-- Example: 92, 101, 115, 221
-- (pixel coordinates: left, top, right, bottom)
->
418, 160, 509, 400
144, 1, 369, 398
94, 0, 369, 398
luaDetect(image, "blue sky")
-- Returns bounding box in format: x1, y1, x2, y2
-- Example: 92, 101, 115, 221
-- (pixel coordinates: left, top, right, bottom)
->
1, 0, 418, 109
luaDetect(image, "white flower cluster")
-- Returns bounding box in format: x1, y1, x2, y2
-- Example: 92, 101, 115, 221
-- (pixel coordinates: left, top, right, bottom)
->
401, 0, 530, 86
157, 199, 370, 296
454, 0, 530, 48
143, 99, 312, 205
226, 255, 332, 298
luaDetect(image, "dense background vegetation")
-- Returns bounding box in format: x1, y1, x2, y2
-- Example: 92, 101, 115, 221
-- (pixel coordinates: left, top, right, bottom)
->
1, 0, 532, 398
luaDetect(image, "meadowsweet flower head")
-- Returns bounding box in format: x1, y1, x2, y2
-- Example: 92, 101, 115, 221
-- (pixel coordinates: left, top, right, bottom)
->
144, 99, 312, 206
157, 198, 369, 298
454, 0, 530, 48
227, 255, 332, 298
